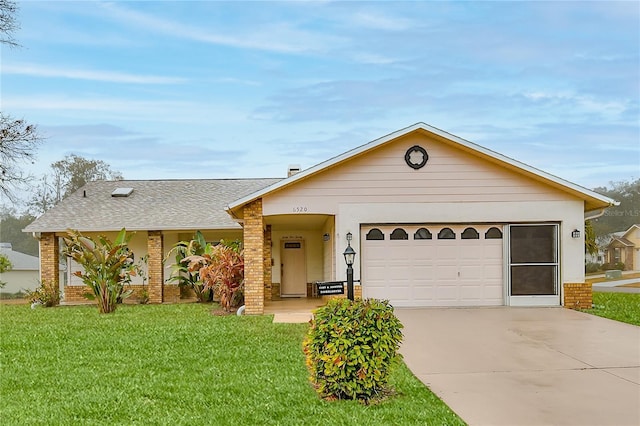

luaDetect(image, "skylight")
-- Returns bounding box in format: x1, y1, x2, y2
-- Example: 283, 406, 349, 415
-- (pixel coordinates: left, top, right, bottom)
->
111, 188, 134, 197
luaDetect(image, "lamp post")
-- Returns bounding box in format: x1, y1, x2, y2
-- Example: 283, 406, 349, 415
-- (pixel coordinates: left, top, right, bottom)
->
343, 232, 356, 301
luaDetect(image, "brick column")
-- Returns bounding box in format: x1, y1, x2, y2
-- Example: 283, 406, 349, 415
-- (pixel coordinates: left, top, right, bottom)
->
563, 282, 592, 309
244, 199, 264, 315
263, 225, 272, 302
40, 233, 59, 290
147, 231, 164, 304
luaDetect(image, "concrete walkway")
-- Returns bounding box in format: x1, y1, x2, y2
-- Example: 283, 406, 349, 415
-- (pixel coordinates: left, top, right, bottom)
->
592, 277, 640, 293
396, 307, 640, 426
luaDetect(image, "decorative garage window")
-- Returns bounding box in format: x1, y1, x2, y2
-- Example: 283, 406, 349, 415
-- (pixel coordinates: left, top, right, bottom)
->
438, 228, 456, 239
366, 228, 385, 240
485, 227, 503, 239
390, 228, 409, 240
461, 227, 479, 239
414, 228, 432, 239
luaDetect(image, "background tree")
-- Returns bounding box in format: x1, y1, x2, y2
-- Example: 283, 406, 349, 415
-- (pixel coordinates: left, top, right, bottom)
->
0, 0, 19, 47
27, 154, 123, 215
52, 154, 123, 197
0, 252, 12, 288
0, 207, 38, 256
584, 220, 598, 256
1, 1, 42, 201
591, 178, 640, 236
0, 113, 41, 201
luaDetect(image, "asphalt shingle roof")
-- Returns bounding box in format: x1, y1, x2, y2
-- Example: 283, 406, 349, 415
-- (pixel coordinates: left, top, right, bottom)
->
23, 179, 282, 233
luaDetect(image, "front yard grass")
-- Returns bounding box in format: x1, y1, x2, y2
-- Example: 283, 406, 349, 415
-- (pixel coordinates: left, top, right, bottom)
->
0, 303, 464, 425
584, 292, 640, 326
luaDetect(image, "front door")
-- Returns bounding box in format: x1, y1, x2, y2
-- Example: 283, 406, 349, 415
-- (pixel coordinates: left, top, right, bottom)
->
281, 240, 306, 297
508, 224, 560, 306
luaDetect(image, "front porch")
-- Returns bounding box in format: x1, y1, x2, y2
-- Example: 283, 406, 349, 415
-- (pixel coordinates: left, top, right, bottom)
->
265, 297, 326, 323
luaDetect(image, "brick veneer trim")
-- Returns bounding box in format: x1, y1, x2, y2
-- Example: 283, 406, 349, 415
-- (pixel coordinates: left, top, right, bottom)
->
563, 282, 592, 310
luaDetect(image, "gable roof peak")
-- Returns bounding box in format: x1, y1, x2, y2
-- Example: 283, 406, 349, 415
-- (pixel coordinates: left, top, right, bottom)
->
227, 122, 617, 214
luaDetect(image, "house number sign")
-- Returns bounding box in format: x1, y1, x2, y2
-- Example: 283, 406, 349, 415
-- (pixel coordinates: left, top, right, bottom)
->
405, 145, 429, 169
292, 206, 308, 213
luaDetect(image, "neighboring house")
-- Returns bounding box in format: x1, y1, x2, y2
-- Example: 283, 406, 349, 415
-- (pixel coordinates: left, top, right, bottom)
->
24, 123, 617, 313
605, 224, 640, 270
0, 243, 39, 293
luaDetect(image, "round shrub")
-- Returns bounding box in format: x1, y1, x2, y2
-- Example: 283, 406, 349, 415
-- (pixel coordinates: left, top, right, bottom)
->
302, 298, 403, 403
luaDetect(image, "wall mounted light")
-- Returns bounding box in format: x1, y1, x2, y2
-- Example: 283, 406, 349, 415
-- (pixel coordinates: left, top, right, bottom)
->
571, 229, 580, 238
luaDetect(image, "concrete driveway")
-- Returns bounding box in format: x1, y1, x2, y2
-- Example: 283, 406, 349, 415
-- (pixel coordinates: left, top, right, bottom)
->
395, 307, 640, 426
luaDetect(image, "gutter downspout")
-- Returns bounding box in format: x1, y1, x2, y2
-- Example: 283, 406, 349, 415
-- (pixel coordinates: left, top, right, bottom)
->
584, 198, 619, 221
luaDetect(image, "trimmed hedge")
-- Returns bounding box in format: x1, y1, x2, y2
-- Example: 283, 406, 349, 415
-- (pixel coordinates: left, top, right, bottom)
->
303, 298, 403, 403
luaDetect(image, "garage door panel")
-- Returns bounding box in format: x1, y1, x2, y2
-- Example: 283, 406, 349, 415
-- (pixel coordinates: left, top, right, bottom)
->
460, 286, 483, 301
436, 265, 458, 280
362, 224, 504, 307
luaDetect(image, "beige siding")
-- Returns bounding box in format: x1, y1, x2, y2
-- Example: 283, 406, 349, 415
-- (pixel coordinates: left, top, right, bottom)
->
263, 132, 574, 216
67, 230, 243, 287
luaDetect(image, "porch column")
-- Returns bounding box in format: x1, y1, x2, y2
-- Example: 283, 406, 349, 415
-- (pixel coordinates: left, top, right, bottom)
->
264, 225, 272, 302
40, 233, 59, 290
244, 199, 264, 314
147, 231, 164, 304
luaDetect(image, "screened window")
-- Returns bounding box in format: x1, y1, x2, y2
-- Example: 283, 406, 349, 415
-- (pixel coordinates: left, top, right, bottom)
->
414, 228, 432, 240
438, 228, 456, 239
485, 227, 503, 239
461, 227, 479, 239
390, 228, 408, 240
366, 228, 384, 240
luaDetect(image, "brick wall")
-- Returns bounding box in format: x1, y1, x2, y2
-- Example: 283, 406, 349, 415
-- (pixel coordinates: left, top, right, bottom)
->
321, 284, 362, 302
244, 199, 264, 314
63, 285, 93, 303
40, 233, 59, 290
563, 282, 592, 309
64, 284, 153, 304
272, 282, 281, 300
163, 284, 180, 303
147, 231, 164, 304
263, 225, 272, 302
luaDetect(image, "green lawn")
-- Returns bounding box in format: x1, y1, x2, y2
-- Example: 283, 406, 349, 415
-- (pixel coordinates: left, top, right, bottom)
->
0, 303, 464, 425
584, 292, 640, 326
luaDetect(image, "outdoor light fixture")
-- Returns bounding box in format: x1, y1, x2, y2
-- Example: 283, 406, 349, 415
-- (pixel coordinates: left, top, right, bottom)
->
571, 229, 580, 238
343, 233, 355, 266
343, 232, 356, 300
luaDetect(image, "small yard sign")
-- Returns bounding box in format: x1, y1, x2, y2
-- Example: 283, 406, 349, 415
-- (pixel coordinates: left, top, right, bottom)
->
316, 281, 345, 296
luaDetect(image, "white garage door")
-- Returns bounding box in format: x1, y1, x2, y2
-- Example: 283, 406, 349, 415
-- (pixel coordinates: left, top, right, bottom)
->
361, 224, 504, 307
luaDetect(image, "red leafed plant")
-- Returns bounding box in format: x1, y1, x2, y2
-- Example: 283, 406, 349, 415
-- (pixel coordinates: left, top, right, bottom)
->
186, 243, 244, 311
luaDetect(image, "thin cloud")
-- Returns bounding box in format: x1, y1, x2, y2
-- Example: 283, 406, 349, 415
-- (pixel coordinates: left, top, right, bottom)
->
98, 2, 344, 54
2, 63, 186, 84
351, 11, 414, 31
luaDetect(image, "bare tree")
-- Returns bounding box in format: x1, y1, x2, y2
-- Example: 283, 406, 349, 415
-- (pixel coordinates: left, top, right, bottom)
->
0, 113, 41, 201
0, 0, 19, 47
0, 1, 43, 202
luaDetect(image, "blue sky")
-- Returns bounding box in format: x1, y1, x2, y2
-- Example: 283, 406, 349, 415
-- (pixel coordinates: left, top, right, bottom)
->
2, 1, 639, 197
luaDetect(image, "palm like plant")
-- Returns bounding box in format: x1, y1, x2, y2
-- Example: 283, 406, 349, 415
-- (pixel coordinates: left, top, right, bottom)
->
63, 228, 135, 313
164, 231, 213, 302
